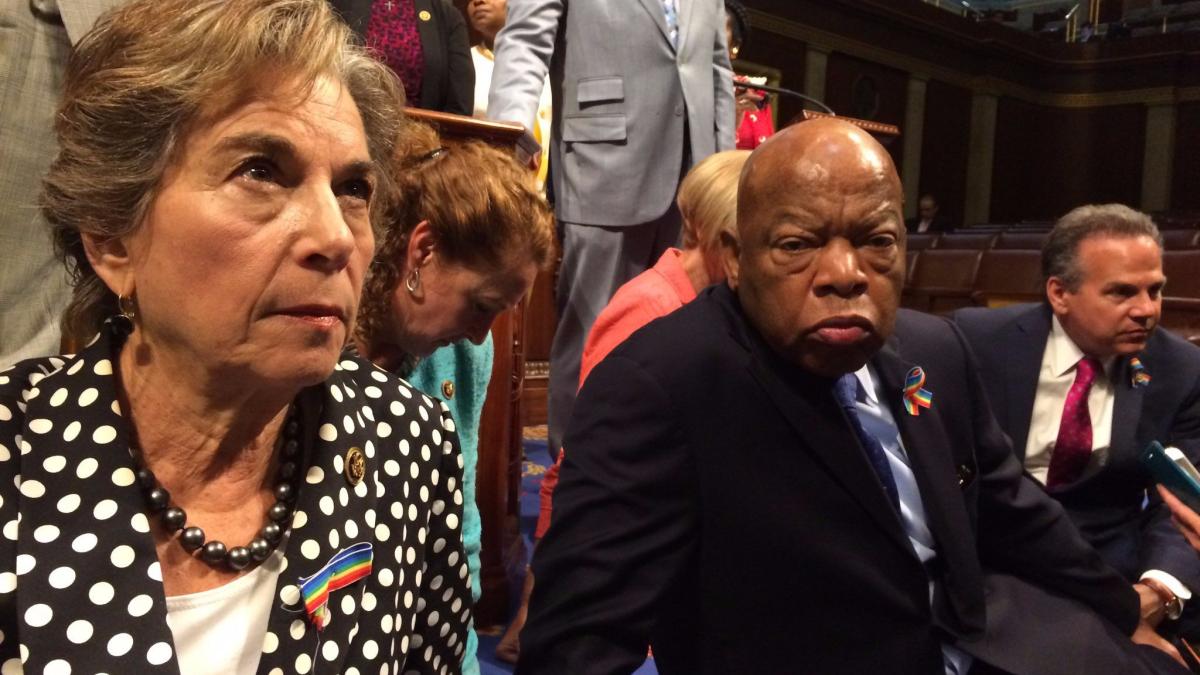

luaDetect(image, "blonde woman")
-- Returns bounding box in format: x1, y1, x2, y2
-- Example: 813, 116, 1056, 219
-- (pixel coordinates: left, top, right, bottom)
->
497, 150, 751, 662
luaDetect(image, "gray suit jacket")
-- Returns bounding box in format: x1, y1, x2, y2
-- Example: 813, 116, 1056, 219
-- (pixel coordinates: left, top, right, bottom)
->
0, 0, 121, 367
488, 0, 736, 227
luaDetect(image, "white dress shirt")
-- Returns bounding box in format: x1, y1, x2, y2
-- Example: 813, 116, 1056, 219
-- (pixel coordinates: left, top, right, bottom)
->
855, 366, 973, 675
1024, 315, 1116, 484
1024, 316, 1190, 603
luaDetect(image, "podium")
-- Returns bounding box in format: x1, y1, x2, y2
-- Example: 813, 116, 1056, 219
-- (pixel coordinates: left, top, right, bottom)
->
404, 108, 539, 628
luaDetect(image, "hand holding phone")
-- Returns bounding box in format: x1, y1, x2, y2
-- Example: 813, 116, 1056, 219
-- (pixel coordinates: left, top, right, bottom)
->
1143, 441, 1200, 513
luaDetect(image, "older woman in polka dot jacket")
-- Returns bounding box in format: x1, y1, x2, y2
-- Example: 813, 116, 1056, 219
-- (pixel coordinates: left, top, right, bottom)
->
0, 0, 471, 673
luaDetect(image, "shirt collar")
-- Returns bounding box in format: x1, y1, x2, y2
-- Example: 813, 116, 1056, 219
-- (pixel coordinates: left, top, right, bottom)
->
1049, 314, 1116, 378
853, 364, 879, 405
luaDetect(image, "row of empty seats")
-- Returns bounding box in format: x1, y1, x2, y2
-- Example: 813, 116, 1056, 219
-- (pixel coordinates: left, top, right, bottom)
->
909, 229, 1200, 252
902, 247, 1200, 344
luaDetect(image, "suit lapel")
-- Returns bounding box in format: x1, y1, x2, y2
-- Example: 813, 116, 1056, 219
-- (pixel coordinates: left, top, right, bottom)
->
743, 347, 914, 559
636, 0, 674, 49
874, 344, 984, 631
413, 0, 439, 108
1109, 356, 1145, 469
257, 381, 382, 673
1006, 306, 1051, 460
676, 0, 697, 53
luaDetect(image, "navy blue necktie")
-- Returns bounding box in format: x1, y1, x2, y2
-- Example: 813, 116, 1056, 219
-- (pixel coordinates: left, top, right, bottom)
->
834, 373, 901, 510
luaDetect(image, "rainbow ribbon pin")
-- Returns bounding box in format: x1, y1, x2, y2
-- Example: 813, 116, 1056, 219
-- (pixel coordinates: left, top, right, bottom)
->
903, 366, 933, 416
1130, 357, 1151, 388
299, 542, 373, 630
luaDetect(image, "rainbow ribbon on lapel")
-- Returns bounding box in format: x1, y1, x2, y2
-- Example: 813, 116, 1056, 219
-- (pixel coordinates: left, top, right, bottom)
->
1130, 356, 1151, 388
903, 366, 933, 416
299, 542, 373, 630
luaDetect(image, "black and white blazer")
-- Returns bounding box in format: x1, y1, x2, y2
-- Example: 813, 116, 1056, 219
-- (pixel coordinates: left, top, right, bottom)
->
0, 327, 470, 674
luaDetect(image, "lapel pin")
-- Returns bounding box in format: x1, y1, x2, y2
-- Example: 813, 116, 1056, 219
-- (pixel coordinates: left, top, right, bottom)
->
418, 9, 431, 21
299, 542, 373, 630
345, 447, 366, 486
903, 366, 933, 416
956, 464, 974, 487
1130, 356, 1151, 388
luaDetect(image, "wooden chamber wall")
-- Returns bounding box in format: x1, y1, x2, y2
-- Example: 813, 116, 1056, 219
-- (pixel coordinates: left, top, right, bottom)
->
991, 100, 1147, 222
1174, 102, 1200, 212
823, 51, 910, 174
732, 0, 1197, 222
918, 79, 972, 228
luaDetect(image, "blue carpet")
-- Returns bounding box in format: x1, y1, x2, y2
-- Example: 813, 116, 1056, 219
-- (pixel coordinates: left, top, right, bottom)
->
475, 437, 658, 675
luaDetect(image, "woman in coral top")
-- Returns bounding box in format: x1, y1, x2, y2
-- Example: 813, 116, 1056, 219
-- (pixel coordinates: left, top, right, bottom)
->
496, 149, 750, 661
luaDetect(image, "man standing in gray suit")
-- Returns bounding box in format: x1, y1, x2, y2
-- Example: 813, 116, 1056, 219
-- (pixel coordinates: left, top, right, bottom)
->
488, 0, 736, 454
1, 0, 121, 366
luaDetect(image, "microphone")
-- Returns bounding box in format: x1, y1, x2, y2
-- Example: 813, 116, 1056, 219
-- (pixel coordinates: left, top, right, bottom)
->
734, 81, 836, 116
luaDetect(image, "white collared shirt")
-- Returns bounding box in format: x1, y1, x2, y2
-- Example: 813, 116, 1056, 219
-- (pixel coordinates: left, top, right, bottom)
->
1024, 317, 1190, 602
1024, 315, 1116, 485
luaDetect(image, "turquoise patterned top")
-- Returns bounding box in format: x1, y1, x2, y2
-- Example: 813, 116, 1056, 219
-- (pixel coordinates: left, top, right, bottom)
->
406, 334, 492, 675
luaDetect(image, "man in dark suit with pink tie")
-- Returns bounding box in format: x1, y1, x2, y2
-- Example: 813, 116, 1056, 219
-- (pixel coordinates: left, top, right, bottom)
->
955, 205, 1200, 644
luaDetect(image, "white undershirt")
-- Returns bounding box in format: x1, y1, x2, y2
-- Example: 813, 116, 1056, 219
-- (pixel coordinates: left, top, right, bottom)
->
1024, 316, 1190, 602
165, 550, 285, 675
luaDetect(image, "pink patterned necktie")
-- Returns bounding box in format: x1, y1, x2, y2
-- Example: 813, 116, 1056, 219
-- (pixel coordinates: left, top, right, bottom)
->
1046, 356, 1102, 489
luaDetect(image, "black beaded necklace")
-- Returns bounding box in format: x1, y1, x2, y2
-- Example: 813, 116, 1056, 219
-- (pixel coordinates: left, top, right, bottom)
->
133, 407, 303, 571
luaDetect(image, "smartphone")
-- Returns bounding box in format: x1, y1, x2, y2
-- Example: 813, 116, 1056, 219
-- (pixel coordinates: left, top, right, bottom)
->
1142, 441, 1200, 512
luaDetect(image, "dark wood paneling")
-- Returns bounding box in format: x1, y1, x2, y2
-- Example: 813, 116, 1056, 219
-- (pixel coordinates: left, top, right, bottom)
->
1172, 103, 1200, 212
740, 25, 807, 126
746, 0, 1200, 95
523, 267, 555, 363
824, 51, 908, 171
918, 79, 972, 230
991, 99, 1145, 222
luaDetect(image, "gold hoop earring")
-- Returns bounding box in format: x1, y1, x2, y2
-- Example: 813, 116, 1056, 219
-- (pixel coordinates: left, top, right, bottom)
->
118, 294, 137, 321
112, 293, 137, 335
405, 267, 421, 295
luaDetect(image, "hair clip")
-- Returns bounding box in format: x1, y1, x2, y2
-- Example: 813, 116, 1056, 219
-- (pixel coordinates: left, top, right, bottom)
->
417, 147, 447, 163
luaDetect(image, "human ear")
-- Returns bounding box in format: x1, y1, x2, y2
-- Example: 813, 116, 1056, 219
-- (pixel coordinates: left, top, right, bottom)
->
1045, 276, 1070, 315
82, 232, 135, 298
720, 230, 741, 290
405, 220, 438, 272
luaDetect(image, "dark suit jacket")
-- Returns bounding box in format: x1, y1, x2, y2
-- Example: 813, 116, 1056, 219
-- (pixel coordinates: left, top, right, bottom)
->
954, 303, 1200, 593
330, 0, 474, 115
517, 284, 1145, 675
905, 214, 954, 233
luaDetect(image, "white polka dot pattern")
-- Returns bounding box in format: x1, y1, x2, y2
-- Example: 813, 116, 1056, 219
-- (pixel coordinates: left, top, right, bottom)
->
0, 340, 471, 674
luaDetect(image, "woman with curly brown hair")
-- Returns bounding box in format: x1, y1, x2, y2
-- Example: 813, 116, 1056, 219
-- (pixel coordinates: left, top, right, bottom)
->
354, 119, 555, 673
